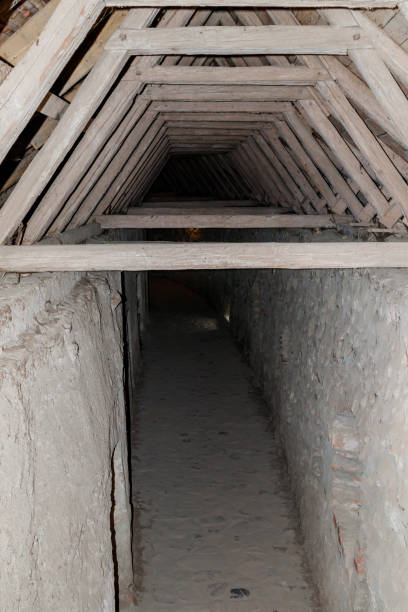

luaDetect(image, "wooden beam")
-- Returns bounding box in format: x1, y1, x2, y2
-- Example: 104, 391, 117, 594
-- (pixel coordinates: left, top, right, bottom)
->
159, 112, 282, 122
143, 84, 311, 102
321, 9, 408, 148
96, 210, 355, 229
130, 65, 329, 85
283, 109, 369, 218
0, 9, 157, 245
0, 0, 60, 66
59, 10, 129, 96
24, 8, 192, 244
133, 201, 264, 208
106, 1, 397, 8
150, 101, 292, 113
105, 25, 371, 55
316, 80, 408, 223
319, 55, 407, 151
0, 0, 104, 166
297, 100, 398, 226
65, 114, 163, 231
3, 241, 408, 272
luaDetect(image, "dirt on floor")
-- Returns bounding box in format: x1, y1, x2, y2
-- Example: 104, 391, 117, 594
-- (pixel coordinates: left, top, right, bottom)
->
128, 277, 320, 612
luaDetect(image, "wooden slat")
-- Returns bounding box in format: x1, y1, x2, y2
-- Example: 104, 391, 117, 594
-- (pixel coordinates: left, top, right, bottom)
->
96, 211, 355, 228
3, 241, 408, 272
0, 0, 60, 66
143, 84, 311, 102
106, 1, 396, 7
0, 9, 158, 245
316, 80, 408, 224
321, 9, 408, 148
0, 0, 104, 166
0, 50, 127, 244
283, 110, 371, 219
130, 65, 329, 85
319, 55, 407, 150
59, 10, 129, 96
133, 201, 263, 209
297, 100, 397, 226
67, 113, 161, 229
105, 25, 371, 55
24, 98, 151, 244
149, 101, 292, 113
159, 112, 282, 122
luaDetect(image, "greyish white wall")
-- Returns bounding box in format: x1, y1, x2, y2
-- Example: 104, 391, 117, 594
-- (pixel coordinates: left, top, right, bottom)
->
176, 229, 408, 611
0, 270, 134, 611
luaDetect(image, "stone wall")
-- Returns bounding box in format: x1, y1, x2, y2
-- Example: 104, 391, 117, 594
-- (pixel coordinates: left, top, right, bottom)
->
175, 230, 408, 611
0, 270, 135, 611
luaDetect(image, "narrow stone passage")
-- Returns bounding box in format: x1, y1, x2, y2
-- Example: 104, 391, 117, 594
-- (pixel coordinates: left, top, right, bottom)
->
131, 278, 320, 612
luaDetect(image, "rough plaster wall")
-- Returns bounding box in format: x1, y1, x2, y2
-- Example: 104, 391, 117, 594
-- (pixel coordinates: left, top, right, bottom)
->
0, 270, 133, 611
175, 230, 408, 612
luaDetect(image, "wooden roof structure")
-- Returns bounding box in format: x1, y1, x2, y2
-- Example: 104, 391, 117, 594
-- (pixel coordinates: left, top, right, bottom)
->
1, 0, 408, 270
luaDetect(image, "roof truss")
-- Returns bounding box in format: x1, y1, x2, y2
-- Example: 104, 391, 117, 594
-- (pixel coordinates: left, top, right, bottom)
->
0, 0, 407, 261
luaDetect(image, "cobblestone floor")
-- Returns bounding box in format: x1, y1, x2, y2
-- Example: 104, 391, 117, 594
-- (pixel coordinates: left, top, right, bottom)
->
130, 278, 320, 612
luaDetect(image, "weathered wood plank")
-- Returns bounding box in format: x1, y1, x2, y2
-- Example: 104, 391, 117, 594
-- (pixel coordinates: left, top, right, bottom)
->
316, 80, 408, 223
133, 201, 263, 209
159, 112, 283, 122
0, 0, 104, 166
149, 101, 292, 113
59, 10, 129, 96
283, 109, 371, 219
144, 84, 311, 101
0, 0, 60, 66
96, 211, 355, 228
321, 9, 408, 148
297, 100, 398, 225
3, 242, 408, 272
105, 25, 371, 55
106, 0, 397, 7
0, 9, 158, 245
130, 65, 329, 85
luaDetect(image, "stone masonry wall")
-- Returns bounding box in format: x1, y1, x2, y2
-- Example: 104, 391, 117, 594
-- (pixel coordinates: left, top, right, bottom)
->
0, 270, 134, 611
175, 232, 408, 611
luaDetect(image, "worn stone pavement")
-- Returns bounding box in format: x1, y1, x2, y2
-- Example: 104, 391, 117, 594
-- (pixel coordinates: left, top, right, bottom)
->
129, 277, 320, 612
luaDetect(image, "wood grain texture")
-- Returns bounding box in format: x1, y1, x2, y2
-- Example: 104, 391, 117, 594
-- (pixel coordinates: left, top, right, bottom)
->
106, 0, 396, 7
105, 25, 371, 55
130, 65, 329, 85
96, 211, 355, 228
3, 242, 408, 272
0, 0, 104, 166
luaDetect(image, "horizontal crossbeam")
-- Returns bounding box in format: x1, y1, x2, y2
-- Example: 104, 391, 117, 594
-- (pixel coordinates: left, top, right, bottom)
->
96, 211, 356, 229
106, 25, 371, 55
2, 242, 407, 271
129, 65, 329, 85
106, 1, 396, 8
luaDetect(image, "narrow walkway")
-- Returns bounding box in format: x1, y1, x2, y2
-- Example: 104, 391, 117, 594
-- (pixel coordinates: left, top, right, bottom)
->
131, 278, 320, 612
